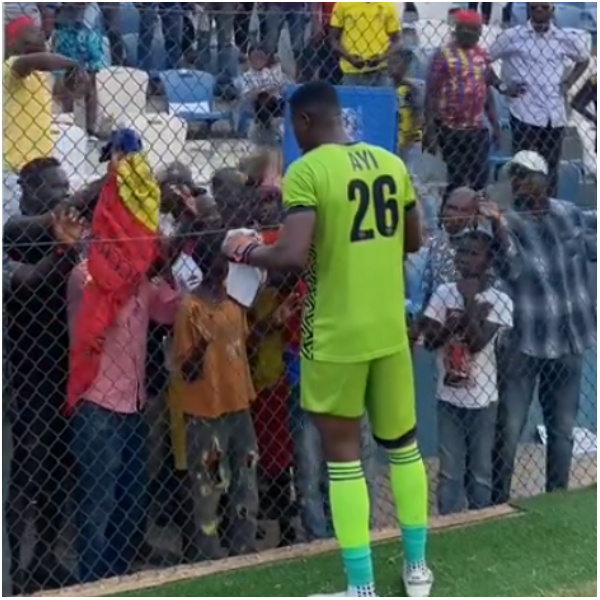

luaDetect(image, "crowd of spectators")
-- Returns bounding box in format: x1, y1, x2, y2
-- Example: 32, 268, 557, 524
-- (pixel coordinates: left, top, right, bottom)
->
2, 1, 597, 597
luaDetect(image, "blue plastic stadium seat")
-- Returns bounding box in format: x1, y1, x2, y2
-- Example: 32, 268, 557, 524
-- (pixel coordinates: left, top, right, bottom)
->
158, 69, 234, 130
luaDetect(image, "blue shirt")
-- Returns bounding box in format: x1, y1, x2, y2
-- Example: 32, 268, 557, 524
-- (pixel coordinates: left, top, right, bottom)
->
53, 22, 107, 72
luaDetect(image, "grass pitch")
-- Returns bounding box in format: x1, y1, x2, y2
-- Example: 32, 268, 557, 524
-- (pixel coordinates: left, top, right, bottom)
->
121, 489, 596, 597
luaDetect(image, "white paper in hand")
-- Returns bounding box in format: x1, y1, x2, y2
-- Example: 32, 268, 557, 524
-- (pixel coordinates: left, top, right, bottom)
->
224, 228, 266, 308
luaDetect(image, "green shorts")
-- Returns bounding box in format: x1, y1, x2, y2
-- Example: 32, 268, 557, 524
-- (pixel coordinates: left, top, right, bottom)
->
300, 347, 416, 442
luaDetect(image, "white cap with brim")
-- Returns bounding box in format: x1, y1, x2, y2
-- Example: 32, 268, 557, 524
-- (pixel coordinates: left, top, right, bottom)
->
506, 150, 549, 176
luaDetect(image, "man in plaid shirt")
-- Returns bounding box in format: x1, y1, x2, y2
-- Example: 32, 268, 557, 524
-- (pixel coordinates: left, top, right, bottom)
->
492, 151, 597, 505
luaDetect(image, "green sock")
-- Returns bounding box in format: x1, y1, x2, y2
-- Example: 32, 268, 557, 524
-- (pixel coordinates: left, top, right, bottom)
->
328, 462, 374, 589
387, 443, 428, 565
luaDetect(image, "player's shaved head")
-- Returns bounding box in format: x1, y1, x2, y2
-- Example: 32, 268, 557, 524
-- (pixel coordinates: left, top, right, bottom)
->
289, 81, 341, 116
289, 81, 348, 154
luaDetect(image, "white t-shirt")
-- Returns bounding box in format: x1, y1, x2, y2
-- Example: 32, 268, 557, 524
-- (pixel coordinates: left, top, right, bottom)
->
424, 283, 513, 409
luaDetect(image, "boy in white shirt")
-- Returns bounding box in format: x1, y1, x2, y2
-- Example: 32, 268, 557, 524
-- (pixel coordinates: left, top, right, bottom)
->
421, 229, 513, 515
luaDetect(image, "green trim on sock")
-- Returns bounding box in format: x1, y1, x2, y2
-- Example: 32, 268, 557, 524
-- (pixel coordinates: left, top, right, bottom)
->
386, 443, 428, 565
342, 547, 374, 588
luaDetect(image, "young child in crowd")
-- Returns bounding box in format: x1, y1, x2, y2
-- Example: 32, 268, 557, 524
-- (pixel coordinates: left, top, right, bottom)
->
51, 3, 107, 136
239, 44, 287, 142
389, 50, 424, 171
168, 229, 259, 561
421, 230, 513, 516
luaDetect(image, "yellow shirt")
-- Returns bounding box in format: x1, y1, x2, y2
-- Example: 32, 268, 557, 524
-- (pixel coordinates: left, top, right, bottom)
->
3, 57, 54, 171
331, 2, 401, 74
397, 83, 423, 149
249, 287, 286, 393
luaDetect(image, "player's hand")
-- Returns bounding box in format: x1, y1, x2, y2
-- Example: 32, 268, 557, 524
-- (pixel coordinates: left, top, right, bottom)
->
222, 231, 262, 263
52, 207, 85, 247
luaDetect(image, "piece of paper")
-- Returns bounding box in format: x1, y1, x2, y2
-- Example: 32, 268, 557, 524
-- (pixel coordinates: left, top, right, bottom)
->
226, 263, 266, 308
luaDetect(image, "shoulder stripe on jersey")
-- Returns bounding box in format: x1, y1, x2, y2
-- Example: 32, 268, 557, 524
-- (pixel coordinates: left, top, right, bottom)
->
301, 244, 317, 360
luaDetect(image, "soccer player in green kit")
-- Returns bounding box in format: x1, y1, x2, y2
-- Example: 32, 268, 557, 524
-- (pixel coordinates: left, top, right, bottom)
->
222, 81, 433, 598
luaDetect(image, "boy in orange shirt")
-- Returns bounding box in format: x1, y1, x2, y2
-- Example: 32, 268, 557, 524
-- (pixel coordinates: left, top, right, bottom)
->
169, 229, 258, 561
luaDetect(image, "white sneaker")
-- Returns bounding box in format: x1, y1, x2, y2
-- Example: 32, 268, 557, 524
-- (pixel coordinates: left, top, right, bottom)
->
403, 563, 434, 597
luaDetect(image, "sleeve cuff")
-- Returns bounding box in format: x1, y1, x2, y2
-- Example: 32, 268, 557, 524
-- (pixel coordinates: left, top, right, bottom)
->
285, 205, 317, 216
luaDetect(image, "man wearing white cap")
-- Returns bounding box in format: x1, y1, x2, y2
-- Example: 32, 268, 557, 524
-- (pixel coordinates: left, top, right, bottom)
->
489, 2, 591, 197
492, 150, 597, 504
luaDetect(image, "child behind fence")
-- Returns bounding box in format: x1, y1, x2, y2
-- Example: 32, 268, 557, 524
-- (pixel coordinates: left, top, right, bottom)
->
421, 229, 513, 516
168, 230, 258, 561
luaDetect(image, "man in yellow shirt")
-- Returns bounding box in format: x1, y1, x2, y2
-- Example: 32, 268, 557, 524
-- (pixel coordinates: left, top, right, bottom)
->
330, 2, 401, 86
3, 16, 83, 220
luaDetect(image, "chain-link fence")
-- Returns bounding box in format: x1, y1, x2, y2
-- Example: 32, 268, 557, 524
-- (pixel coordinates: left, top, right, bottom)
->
2, 2, 597, 596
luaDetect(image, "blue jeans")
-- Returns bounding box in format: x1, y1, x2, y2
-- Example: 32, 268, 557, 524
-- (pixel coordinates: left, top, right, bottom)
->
492, 350, 583, 505
437, 402, 497, 515
71, 401, 150, 583
138, 3, 183, 70
289, 384, 332, 541
286, 352, 380, 539
196, 2, 239, 81
263, 4, 306, 60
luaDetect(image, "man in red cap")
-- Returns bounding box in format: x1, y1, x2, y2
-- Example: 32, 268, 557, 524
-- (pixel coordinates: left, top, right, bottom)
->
424, 9, 501, 196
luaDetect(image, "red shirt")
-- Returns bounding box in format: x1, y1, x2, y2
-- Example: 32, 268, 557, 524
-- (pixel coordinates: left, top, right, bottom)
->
322, 2, 336, 26
285, 280, 307, 352
427, 43, 491, 129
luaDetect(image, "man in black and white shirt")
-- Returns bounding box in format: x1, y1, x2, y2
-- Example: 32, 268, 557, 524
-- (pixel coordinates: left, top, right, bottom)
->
492, 150, 596, 505
489, 2, 590, 197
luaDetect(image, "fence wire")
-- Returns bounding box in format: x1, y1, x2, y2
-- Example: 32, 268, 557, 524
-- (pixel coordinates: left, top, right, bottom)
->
2, 2, 597, 596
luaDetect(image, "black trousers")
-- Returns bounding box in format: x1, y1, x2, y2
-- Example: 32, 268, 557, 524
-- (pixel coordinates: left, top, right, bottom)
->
234, 2, 255, 55
468, 2, 492, 22
298, 27, 343, 85
7, 403, 72, 590
438, 125, 491, 193
510, 116, 565, 198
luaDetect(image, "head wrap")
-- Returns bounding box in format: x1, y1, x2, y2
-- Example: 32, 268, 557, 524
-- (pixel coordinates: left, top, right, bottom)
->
6, 16, 35, 49
454, 9, 483, 26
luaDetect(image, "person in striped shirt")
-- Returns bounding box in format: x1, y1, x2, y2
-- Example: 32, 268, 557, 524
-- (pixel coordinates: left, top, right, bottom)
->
424, 9, 501, 194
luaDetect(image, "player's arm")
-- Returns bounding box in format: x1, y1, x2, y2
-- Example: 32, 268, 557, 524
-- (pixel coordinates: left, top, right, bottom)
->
242, 160, 317, 272
401, 164, 422, 254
